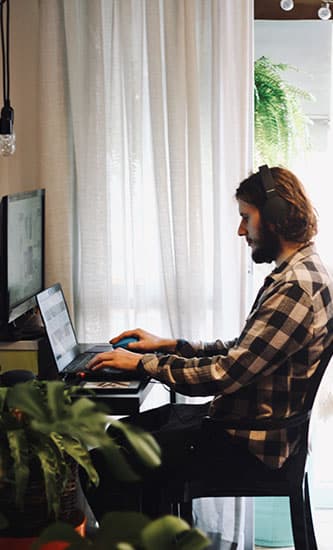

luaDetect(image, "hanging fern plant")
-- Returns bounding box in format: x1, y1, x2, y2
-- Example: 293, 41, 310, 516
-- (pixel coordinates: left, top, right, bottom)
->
254, 55, 314, 168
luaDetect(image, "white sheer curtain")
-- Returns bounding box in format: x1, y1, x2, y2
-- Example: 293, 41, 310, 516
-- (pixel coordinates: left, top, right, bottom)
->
38, 1, 253, 548
49, 0, 253, 344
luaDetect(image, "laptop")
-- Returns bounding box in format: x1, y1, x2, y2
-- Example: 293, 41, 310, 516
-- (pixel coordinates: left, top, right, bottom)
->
36, 283, 145, 390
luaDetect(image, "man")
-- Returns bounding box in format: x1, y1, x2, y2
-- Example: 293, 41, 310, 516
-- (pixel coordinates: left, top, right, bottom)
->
85, 166, 333, 518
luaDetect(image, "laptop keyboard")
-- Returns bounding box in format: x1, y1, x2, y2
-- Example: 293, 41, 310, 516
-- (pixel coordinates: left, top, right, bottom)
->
64, 352, 96, 373
63, 352, 148, 381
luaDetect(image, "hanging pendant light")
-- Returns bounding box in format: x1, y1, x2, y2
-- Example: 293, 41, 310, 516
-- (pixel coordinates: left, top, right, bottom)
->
280, 0, 294, 11
0, 0, 15, 156
280, 0, 333, 20
318, 2, 333, 19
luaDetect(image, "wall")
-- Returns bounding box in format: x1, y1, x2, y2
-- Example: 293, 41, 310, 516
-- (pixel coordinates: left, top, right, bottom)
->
0, 1, 74, 313
0, 0, 39, 196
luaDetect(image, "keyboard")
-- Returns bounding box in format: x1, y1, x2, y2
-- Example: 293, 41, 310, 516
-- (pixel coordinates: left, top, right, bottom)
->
63, 352, 147, 381
64, 352, 96, 373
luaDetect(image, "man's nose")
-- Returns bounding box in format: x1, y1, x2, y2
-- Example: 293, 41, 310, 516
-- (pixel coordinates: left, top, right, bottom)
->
238, 221, 247, 236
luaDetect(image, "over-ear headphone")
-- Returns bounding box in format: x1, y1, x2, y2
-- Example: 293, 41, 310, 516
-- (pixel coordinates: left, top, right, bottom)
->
259, 165, 289, 226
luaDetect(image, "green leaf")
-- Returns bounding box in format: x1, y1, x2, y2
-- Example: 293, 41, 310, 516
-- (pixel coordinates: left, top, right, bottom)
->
98, 439, 141, 482
96, 511, 150, 546
110, 419, 161, 469
254, 55, 314, 167
6, 428, 30, 507
57, 434, 100, 486
37, 442, 69, 516
31, 396, 110, 450
141, 515, 210, 550
0, 379, 163, 529
32, 512, 210, 550
0, 387, 9, 412
7, 381, 50, 422
45, 381, 73, 420
163, 528, 211, 549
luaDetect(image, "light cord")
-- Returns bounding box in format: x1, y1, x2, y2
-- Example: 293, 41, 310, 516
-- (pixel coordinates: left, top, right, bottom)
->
0, 0, 9, 105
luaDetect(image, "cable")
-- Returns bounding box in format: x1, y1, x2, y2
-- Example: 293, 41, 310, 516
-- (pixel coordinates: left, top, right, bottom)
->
0, 0, 9, 102
0, 0, 6, 103
5, 0, 9, 102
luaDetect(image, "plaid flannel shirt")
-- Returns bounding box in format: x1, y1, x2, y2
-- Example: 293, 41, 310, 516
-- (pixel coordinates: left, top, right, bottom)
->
140, 244, 333, 468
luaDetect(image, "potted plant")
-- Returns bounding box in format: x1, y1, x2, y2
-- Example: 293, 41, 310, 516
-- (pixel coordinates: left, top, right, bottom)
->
254, 55, 314, 167
0, 379, 161, 541
32, 511, 210, 549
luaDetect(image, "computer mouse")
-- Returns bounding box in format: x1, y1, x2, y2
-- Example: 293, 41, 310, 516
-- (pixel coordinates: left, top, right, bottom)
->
113, 336, 139, 349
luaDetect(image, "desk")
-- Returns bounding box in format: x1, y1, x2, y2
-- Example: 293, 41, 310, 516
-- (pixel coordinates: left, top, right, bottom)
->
0, 335, 169, 416
0, 337, 157, 416
84, 379, 155, 415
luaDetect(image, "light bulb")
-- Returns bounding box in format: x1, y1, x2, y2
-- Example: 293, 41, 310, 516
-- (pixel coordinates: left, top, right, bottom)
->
0, 102, 15, 156
0, 133, 15, 156
318, 3, 332, 19
280, 0, 294, 11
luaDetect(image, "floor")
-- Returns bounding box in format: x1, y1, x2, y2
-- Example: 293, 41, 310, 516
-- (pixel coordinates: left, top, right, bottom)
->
255, 508, 333, 550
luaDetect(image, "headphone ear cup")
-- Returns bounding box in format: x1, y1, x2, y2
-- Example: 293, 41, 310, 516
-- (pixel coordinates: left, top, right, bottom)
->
262, 194, 289, 226
258, 165, 289, 226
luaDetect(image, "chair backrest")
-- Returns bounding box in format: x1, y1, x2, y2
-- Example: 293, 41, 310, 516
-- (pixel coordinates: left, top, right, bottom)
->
303, 340, 333, 415
287, 340, 333, 478
202, 341, 333, 437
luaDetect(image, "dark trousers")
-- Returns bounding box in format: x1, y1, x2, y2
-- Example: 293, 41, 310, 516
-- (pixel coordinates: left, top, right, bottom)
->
82, 402, 266, 520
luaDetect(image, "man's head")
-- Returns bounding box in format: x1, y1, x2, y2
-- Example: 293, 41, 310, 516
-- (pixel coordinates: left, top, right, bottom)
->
236, 166, 317, 264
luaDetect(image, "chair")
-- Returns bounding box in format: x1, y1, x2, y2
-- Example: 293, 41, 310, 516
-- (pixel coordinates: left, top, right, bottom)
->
166, 342, 333, 550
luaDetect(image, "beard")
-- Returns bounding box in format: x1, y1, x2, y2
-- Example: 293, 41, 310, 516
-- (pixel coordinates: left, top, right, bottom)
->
251, 223, 281, 264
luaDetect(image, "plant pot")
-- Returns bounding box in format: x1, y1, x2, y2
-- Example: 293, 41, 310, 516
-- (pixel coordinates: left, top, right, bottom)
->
0, 538, 70, 549
0, 509, 86, 549
0, 458, 80, 538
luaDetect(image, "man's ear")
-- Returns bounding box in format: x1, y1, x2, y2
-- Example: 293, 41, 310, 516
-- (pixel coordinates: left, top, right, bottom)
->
267, 222, 276, 232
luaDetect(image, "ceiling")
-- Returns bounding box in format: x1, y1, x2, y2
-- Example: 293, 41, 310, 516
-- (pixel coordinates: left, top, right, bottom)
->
255, 0, 328, 19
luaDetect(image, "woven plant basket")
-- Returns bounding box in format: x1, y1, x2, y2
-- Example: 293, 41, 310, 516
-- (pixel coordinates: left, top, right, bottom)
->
0, 457, 82, 538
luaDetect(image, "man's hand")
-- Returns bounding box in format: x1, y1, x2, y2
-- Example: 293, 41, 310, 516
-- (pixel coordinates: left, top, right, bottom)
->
87, 348, 144, 371
110, 328, 177, 354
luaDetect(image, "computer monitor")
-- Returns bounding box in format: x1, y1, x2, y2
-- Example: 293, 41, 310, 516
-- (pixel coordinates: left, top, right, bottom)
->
0, 189, 45, 340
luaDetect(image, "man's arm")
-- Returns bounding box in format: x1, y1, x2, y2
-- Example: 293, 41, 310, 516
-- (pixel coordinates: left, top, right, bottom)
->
140, 282, 314, 396
175, 338, 237, 358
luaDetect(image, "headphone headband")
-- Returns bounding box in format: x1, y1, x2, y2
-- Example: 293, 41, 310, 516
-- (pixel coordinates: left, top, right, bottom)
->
259, 165, 277, 195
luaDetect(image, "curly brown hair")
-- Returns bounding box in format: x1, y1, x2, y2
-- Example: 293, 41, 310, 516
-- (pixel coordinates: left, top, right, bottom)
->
235, 166, 317, 243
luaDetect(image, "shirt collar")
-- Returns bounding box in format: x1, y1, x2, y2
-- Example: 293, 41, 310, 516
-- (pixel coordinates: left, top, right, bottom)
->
270, 242, 316, 281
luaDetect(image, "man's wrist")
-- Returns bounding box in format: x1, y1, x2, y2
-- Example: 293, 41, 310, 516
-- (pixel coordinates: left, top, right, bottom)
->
175, 338, 187, 352
160, 338, 177, 353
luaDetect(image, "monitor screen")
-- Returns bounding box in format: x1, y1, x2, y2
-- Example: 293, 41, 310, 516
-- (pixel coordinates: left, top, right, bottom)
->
0, 189, 45, 336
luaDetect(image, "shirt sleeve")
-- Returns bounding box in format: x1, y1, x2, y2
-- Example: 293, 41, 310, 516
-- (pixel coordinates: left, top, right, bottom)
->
175, 338, 236, 358
139, 282, 314, 397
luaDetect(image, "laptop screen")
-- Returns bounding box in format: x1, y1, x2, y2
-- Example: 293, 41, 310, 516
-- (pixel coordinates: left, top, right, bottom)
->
37, 283, 81, 372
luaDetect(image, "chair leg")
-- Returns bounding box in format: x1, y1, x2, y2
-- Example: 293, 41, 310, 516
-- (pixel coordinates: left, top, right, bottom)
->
153, 488, 176, 518
304, 473, 318, 550
244, 497, 254, 550
289, 489, 309, 550
178, 501, 193, 525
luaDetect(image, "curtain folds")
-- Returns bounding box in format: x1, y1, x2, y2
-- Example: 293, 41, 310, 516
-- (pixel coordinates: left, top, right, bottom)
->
38, 1, 253, 548
39, 0, 253, 343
